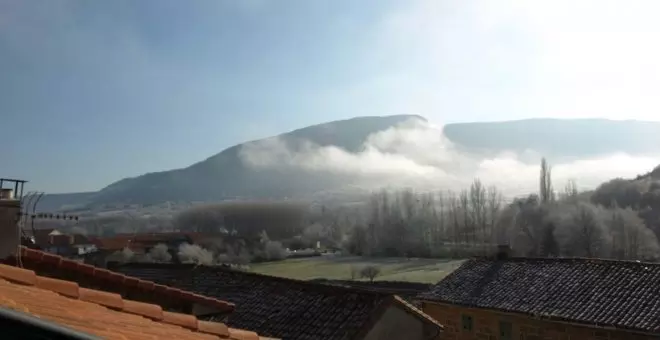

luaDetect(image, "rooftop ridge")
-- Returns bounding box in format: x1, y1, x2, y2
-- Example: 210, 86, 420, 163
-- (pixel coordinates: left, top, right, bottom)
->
120, 262, 395, 297
471, 255, 660, 266
11, 246, 235, 313
0, 263, 261, 340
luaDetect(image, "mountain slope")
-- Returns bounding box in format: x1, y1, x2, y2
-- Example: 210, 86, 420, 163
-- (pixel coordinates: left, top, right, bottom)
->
37, 116, 660, 210
444, 118, 660, 159
75, 115, 424, 206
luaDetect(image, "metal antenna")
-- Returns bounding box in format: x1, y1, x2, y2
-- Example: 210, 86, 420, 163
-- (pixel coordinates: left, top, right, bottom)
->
30, 192, 44, 238
18, 192, 34, 238
22, 192, 37, 234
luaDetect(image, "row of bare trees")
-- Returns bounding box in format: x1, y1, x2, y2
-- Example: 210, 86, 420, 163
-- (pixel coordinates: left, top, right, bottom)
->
345, 179, 504, 258
103, 158, 660, 263
343, 158, 660, 261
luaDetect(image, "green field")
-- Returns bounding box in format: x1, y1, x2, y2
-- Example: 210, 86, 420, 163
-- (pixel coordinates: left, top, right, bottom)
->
250, 255, 464, 283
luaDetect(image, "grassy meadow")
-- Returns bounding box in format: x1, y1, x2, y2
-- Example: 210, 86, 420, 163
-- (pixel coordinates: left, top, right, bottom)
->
250, 255, 464, 283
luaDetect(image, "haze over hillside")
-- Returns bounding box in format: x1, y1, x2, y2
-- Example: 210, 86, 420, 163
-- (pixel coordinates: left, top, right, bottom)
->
36, 115, 660, 211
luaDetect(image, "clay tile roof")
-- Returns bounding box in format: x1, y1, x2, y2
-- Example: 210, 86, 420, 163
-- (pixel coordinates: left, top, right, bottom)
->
0, 264, 264, 340
418, 257, 660, 334
114, 263, 441, 340
3, 246, 234, 315
89, 235, 134, 251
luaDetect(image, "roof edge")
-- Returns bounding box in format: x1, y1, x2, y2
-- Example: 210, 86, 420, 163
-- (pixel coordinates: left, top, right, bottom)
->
391, 296, 444, 330
467, 256, 660, 267
13, 246, 235, 313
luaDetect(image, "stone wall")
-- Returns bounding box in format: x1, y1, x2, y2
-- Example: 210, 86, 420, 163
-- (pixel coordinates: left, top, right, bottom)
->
421, 301, 656, 340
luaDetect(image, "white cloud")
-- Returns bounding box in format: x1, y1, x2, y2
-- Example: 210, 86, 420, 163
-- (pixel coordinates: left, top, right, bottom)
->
346, 0, 660, 122
239, 117, 660, 199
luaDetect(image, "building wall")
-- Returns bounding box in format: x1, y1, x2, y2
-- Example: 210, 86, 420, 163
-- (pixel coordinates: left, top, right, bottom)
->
364, 305, 440, 340
421, 301, 656, 340
0, 200, 21, 259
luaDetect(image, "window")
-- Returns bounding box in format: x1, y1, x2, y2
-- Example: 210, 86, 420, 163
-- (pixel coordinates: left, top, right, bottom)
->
461, 315, 473, 331
499, 321, 512, 340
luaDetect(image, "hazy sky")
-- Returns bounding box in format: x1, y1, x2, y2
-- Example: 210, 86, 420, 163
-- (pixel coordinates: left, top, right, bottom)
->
3, 0, 660, 193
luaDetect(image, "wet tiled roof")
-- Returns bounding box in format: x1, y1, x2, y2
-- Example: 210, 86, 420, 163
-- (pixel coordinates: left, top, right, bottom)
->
3, 247, 233, 314
0, 264, 261, 340
418, 257, 660, 334
115, 263, 441, 340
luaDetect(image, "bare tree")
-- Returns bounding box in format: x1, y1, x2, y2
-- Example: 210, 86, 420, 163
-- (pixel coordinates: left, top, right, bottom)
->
512, 195, 547, 256
349, 265, 359, 280
447, 190, 461, 244
556, 203, 606, 257
360, 265, 381, 282
486, 186, 503, 243
606, 207, 659, 260
469, 179, 488, 244
459, 189, 472, 244
435, 191, 446, 246
562, 179, 579, 203
540, 158, 555, 204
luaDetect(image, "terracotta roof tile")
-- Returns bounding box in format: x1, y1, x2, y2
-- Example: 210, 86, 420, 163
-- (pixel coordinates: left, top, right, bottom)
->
199, 320, 230, 338
35, 276, 79, 298
4, 246, 235, 314
418, 257, 660, 334
163, 310, 199, 329
0, 264, 264, 340
228, 328, 260, 340
123, 299, 163, 320
79, 287, 124, 309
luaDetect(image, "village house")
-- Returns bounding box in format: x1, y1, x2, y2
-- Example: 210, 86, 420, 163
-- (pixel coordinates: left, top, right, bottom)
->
29, 228, 98, 256
0, 182, 269, 339
417, 246, 660, 340
112, 262, 444, 340
1, 180, 439, 339
88, 232, 208, 257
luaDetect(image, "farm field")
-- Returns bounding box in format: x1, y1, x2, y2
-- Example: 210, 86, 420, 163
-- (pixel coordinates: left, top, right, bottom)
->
250, 255, 465, 283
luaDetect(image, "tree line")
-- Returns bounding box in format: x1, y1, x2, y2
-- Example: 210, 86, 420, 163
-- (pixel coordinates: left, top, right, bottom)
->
342, 159, 660, 260
61, 159, 660, 263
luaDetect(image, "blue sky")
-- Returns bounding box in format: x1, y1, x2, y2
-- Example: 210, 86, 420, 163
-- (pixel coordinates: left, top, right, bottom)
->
3, 0, 660, 193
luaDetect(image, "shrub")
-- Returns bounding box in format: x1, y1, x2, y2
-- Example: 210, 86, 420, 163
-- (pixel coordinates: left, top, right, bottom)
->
106, 247, 134, 264
178, 243, 214, 265
360, 265, 381, 282
264, 240, 287, 261
149, 243, 172, 263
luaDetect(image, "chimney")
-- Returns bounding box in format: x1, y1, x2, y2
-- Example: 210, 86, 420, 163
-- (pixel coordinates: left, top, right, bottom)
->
0, 190, 21, 260
0, 189, 13, 200
496, 244, 511, 260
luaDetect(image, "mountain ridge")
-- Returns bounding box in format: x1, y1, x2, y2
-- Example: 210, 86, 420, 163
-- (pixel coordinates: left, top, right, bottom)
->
34, 115, 660, 211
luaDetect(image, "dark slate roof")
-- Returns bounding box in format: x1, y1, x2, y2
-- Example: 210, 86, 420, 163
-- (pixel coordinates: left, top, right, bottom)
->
114, 263, 439, 340
418, 257, 660, 334
310, 279, 431, 307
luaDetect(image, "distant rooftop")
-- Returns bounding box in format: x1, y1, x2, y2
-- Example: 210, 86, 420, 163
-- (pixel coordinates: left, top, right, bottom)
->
418, 257, 660, 335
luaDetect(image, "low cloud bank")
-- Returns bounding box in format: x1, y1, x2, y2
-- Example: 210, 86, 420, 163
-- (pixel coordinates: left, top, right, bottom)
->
238, 118, 660, 199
